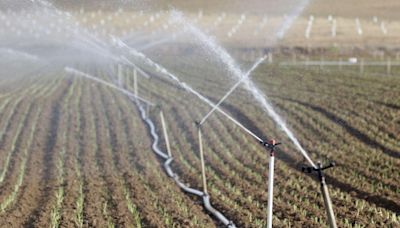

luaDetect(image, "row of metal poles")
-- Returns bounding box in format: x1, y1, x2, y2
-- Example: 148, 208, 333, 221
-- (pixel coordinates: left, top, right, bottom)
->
281, 58, 398, 75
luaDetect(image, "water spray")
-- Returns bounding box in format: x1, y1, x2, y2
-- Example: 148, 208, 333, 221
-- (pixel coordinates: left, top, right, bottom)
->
196, 55, 282, 227
120, 56, 151, 79
64, 67, 154, 106
119, 39, 267, 144
199, 55, 267, 125
0, 48, 41, 62
169, 10, 316, 169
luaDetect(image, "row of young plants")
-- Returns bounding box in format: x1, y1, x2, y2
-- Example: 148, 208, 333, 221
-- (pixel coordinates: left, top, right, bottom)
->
270, 65, 399, 140
139, 76, 329, 227
81, 79, 116, 227
65, 69, 195, 224
49, 77, 77, 227
122, 72, 219, 227
138, 62, 400, 226
216, 83, 400, 226
270, 100, 400, 225
217, 66, 400, 194
0, 79, 55, 180
0, 76, 64, 221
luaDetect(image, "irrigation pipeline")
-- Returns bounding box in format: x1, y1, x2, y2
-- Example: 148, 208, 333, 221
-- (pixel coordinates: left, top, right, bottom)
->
65, 67, 236, 226
133, 99, 236, 228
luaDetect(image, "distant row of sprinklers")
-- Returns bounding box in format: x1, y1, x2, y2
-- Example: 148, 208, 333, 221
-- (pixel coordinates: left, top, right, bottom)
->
305, 15, 388, 39
0, 9, 394, 44
280, 53, 400, 76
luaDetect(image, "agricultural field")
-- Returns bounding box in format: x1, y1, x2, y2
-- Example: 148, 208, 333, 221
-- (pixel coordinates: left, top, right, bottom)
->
0, 0, 399, 227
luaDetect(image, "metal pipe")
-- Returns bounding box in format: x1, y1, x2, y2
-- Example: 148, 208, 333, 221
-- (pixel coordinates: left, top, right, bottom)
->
303, 162, 338, 228
318, 163, 337, 228
160, 111, 172, 158
198, 127, 208, 194
267, 152, 275, 228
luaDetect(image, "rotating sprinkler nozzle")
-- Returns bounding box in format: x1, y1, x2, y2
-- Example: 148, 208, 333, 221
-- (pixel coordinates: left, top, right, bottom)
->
302, 161, 335, 174
261, 139, 282, 154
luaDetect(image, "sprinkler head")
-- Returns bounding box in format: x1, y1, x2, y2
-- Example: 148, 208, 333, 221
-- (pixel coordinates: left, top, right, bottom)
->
302, 161, 336, 173
261, 139, 282, 153
269, 139, 276, 146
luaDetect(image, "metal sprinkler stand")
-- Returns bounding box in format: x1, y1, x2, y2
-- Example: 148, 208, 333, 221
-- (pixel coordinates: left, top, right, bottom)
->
302, 161, 337, 228
260, 139, 281, 228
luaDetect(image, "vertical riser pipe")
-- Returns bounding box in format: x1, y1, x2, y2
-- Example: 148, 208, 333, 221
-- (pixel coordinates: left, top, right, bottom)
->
267, 155, 275, 228
321, 182, 337, 228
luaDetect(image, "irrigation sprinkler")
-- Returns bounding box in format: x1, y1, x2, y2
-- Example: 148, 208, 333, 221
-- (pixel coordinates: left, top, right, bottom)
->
305, 15, 314, 39
355, 18, 363, 36
194, 55, 284, 227
262, 139, 281, 228
302, 161, 337, 228
331, 18, 337, 38
380, 21, 387, 35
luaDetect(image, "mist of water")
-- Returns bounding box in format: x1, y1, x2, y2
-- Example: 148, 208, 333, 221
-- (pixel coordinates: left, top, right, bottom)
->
0, 48, 41, 62
276, 0, 310, 39
2, 0, 315, 167
170, 10, 316, 168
